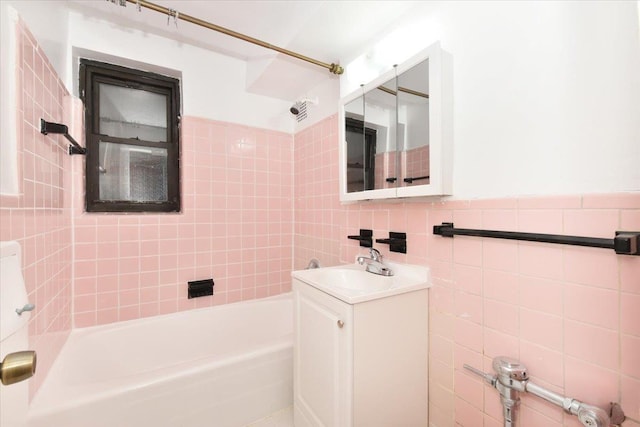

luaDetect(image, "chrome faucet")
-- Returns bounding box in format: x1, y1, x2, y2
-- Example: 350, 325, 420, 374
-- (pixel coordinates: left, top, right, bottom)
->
356, 248, 393, 276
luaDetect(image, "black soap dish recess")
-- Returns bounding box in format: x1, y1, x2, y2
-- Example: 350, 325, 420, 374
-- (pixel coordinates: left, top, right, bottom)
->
188, 279, 214, 299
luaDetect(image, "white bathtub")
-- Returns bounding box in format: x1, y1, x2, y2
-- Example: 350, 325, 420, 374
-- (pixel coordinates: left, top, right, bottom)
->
27, 294, 293, 427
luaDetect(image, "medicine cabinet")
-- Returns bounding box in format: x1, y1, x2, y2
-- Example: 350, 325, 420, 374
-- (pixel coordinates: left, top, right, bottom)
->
339, 42, 452, 201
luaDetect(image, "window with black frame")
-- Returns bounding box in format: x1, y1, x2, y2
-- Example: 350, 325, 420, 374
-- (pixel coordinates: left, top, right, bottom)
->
80, 59, 181, 212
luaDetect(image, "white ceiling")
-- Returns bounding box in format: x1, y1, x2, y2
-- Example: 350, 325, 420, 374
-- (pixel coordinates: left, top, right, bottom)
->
67, 0, 425, 100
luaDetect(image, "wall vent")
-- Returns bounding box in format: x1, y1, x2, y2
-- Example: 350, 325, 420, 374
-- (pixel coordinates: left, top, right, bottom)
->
296, 101, 308, 122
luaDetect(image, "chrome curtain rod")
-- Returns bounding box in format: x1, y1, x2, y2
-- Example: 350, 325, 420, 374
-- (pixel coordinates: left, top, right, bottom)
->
124, 0, 344, 75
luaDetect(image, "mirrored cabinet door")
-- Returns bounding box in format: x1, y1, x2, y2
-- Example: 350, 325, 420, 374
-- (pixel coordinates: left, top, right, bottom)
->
365, 77, 397, 191
397, 59, 430, 188
344, 96, 366, 193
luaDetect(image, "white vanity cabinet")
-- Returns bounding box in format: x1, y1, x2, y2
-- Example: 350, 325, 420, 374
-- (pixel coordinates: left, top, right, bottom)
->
293, 278, 429, 427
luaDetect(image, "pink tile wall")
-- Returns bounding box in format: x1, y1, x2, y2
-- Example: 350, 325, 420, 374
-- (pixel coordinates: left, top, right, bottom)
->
294, 115, 343, 269
72, 116, 294, 327
402, 144, 430, 186
294, 115, 640, 426
374, 151, 397, 190
0, 19, 73, 398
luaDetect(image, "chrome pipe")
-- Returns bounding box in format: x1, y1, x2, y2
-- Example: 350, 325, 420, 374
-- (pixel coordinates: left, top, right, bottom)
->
464, 357, 621, 427
526, 382, 611, 427
525, 382, 566, 408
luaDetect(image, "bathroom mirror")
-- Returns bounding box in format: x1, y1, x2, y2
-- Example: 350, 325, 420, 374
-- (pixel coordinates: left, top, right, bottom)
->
339, 42, 452, 201
344, 76, 399, 194
398, 59, 430, 188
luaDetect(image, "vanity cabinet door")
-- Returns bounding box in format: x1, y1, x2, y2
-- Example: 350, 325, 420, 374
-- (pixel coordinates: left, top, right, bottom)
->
293, 280, 353, 427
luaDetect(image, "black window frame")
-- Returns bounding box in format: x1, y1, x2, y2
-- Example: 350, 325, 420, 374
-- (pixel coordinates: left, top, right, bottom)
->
80, 59, 181, 213
345, 117, 377, 191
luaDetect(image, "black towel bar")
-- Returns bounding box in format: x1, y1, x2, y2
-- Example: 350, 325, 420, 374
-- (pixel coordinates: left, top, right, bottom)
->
40, 119, 86, 155
433, 222, 639, 256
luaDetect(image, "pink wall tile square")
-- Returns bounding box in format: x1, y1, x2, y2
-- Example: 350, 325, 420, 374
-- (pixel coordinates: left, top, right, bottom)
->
430, 284, 454, 313
621, 334, 640, 379
97, 292, 118, 310
564, 248, 619, 289
118, 306, 139, 322
518, 209, 564, 234
74, 312, 96, 328
454, 317, 483, 352
455, 397, 482, 426
564, 320, 618, 370
431, 312, 454, 342
429, 383, 455, 415
481, 209, 518, 232
564, 356, 618, 409
563, 209, 619, 239
483, 269, 518, 304
519, 243, 564, 280
621, 375, 640, 422
430, 358, 453, 391
453, 209, 482, 229
430, 334, 454, 365
519, 341, 564, 387
484, 298, 519, 336
453, 237, 483, 267
517, 195, 582, 209
621, 293, 640, 337
482, 240, 518, 272
621, 209, 640, 229
483, 328, 519, 359
74, 294, 96, 313
582, 193, 640, 209
518, 276, 563, 315
564, 284, 618, 329
619, 257, 640, 294
520, 308, 562, 351
519, 404, 563, 427
454, 291, 483, 325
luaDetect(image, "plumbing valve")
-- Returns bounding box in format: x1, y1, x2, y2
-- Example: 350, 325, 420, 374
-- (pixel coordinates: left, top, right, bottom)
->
464, 356, 622, 427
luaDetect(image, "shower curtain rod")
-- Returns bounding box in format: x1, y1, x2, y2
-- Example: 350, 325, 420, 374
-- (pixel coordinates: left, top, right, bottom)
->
124, 0, 344, 75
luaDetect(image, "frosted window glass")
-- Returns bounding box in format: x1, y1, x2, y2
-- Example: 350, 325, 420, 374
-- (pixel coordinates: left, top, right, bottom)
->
98, 141, 168, 202
99, 83, 168, 142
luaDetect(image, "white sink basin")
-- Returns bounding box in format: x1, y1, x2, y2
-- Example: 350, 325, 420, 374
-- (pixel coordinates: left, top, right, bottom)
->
291, 261, 431, 304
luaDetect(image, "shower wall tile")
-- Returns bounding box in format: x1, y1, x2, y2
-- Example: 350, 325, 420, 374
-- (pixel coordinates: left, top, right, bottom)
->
72, 117, 294, 326
0, 18, 73, 399
293, 116, 640, 426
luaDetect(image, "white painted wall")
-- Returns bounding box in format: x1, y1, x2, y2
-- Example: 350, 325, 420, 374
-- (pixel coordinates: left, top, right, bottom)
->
6, 1, 640, 197
5, 1, 70, 82
342, 1, 640, 198
66, 10, 293, 133
4, 2, 296, 134
0, 4, 19, 196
